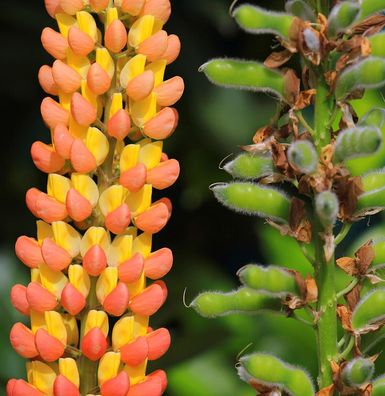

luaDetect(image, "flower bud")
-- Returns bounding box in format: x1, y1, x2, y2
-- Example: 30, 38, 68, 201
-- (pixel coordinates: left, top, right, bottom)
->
35, 328, 65, 362
81, 327, 108, 361
53, 375, 80, 396
15, 236, 43, 268
41, 27, 68, 59
288, 140, 318, 174
120, 336, 148, 365
144, 247, 173, 280
31, 141, 65, 174
10, 323, 38, 358
100, 371, 130, 396
315, 191, 339, 228
10, 285, 30, 315
342, 357, 374, 387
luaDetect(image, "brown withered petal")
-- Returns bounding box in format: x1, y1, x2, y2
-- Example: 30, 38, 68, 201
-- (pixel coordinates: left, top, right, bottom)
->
336, 304, 353, 332
316, 384, 335, 396
294, 89, 316, 111
264, 49, 293, 69
305, 275, 318, 303
289, 197, 306, 232
324, 70, 337, 90
252, 125, 276, 144
351, 14, 385, 35
345, 284, 362, 311
335, 176, 363, 221
283, 69, 300, 105
355, 240, 375, 274
336, 257, 357, 276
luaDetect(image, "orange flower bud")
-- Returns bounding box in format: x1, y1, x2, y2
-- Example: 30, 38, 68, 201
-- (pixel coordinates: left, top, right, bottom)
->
9, 323, 38, 359
154, 76, 184, 107
140, 0, 171, 23
71, 92, 97, 127
52, 60, 82, 94
26, 282, 58, 312
10, 285, 29, 316
53, 124, 74, 159
162, 34, 181, 65
6, 378, 16, 396
15, 236, 43, 269
35, 192, 68, 222
129, 282, 166, 316
105, 203, 131, 234
44, 0, 63, 18
38, 65, 59, 95
120, 336, 148, 365
10, 379, 45, 396
90, 0, 109, 11
81, 327, 108, 361
53, 375, 80, 396
41, 238, 72, 271
126, 375, 163, 396
118, 252, 144, 283
146, 328, 171, 360
100, 371, 130, 396
41, 27, 68, 60
107, 109, 131, 140
61, 283, 87, 315
83, 245, 107, 276
153, 197, 172, 218
105, 19, 127, 53
146, 159, 180, 190
31, 141, 65, 173
144, 247, 173, 280
127, 70, 155, 101
119, 163, 147, 192
103, 282, 129, 316
148, 370, 167, 393
120, 0, 145, 15
87, 63, 112, 95
60, 0, 84, 15
68, 27, 95, 56
35, 328, 65, 362
138, 30, 168, 62
70, 139, 97, 173
41, 97, 69, 129
66, 188, 93, 221
143, 107, 178, 140
135, 202, 169, 234
25, 188, 42, 218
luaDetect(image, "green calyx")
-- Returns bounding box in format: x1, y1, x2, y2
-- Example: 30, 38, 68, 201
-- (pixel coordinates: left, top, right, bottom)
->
327, 1, 360, 38
223, 153, 274, 180
341, 357, 375, 387
288, 140, 318, 174
212, 182, 290, 223
315, 191, 339, 228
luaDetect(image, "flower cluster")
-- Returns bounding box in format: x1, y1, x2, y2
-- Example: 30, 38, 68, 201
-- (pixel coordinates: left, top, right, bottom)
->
8, 0, 183, 395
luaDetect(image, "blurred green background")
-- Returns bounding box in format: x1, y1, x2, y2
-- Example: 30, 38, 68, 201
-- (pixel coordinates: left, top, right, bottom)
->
3, 1, 385, 395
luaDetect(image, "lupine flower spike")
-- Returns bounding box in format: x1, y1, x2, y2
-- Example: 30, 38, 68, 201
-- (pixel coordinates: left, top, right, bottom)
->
9, 0, 182, 394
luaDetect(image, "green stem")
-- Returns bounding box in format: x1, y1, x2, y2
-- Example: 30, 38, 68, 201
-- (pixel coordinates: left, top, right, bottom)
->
314, 75, 333, 151
296, 111, 315, 136
335, 223, 351, 245
336, 278, 359, 300
338, 336, 355, 361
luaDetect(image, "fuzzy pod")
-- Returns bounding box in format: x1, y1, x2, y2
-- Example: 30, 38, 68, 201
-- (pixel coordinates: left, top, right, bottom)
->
199, 59, 285, 100
238, 353, 315, 396
373, 240, 385, 265
369, 33, 385, 58
359, 0, 385, 19
285, 0, 315, 21
327, 1, 360, 38
191, 287, 282, 318
232, 4, 294, 39
287, 140, 318, 174
361, 170, 385, 192
359, 107, 385, 129
356, 186, 385, 214
223, 153, 274, 180
237, 264, 300, 297
212, 182, 290, 223
373, 375, 385, 396
351, 288, 385, 333
334, 126, 382, 163
341, 357, 375, 387
335, 57, 385, 101
315, 191, 339, 228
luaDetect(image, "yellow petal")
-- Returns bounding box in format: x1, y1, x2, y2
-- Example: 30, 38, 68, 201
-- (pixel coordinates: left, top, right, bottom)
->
106, 7, 118, 26
133, 232, 152, 258
138, 139, 163, 169
76, 11, 98, 42
47, 174, 71, 204
99, 185, 129, 215
69, 115, 88, 139
56, 13, 77, 38
112, 316, 134, 350
109, 93, 123, 120
67, 48, 90, 79
31, 310, 46, 334
62, 314, 79, 347
98, 352, 121, 385
108, 234, 133, 267
45, 311, 67, 345
145, 60, 167, 87
81, 80, 98, 110
130, 93, 157, 127
52, 221, 81, 257
37, 221, 53, 245
127, 273, 145, 297
71, 173, 99, 207
59, 92, 72, 111
86, 127, 109, 166
80, 227, 111, 255
128, 15, 154, 48
84, 310, 109, 337
124, 360, 147, 385
120, 54, 146, 88
59, 358, 80, 388
39, 262, 68, 298
96, 48, 115, 79
125, 185, 152, 216
134, 315, 149, 337
31, 268, 41, 283
96, 267, 118, 302
68, 264, 91, 296
120, 144, 140, 172
30, 360, 56, 396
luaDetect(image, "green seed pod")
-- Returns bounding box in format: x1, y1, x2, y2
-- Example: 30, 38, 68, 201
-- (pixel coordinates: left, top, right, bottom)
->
223, 153, 274, 180
212, 182, 290, 223
285, 0, 316, 22
342, 357, 375, 387
232, 4, 294, 39
356, 186, 385, 214
287, 140, 318, 174
238, 353, 315, 396
360, 0, 385, 19
335, 57, 385, 101
327, 1, 360, 38
238, 264, 300, 297
191, 288, 282, 318
359, 107, 385, 129
361, 170, 385, 192
351, 288, 385, 333
334, 126, 382, 162
373, 239, 385, 264
199, 59, 285, 99
315, 191, 339, 228
372, 374, 385, 396
369, 33, 385, 57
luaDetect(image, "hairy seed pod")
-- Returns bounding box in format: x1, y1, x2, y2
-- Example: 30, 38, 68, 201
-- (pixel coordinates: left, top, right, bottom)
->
356, 186, 385, 214
342, 357, 375, 387
285, 0, 315, 21
223, 153, 274, 180
212, 182, 290, 223
369, 33, 385, 57
315, 191, 339, 228
373, 375, 385, 396
359, 0, 385, 19
238, 353, 315, 396
191, 287, 282, 318
359, 107, 385, 129
232, 4, 294, 39
327, 1, 360, 38
287, 140, 318, 174
199, 59, 285, 100
361, 170, 385, 192
238, 264, 300, 296
334, 126, 382, 162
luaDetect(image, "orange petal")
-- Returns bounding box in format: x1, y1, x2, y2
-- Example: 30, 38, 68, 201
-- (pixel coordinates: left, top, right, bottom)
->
83, 245, 107, 276
119, 163, 147, 193
6, 379, 17, 396
126, 375, 162, 396
45, 0, 63, 18
153, 197, 172, 218
138, 30, 168, 62
81, 327, 108, 361
146, 328, 170, 360
126, 70, 155, 101
52, 60, 82, 94
154, 76, 184, 107
41, 238, 72, 271
87, 62, 111, 95
41, 27, 68, 60
129, 282, 165, 316
105, 19, 127, 53
71, 92, 97, 126
68, 26, 95, 56
38, 65, 59, 95
66, 188, 93, 221
26, 282, 58, 312
15, 236, 43, 269
118, 252, 144, 283
135, 202, 169, 234
36, 193, 68, 222
100, 371, 130, 396
103, 282, 129, 316
120, 336, 148, 366
161, 34, 181, 65
35, 328, 65, 362
25, 188, 42, 218
146, 159, 180, 189
60, 0, 84, 14
41, 97, 69, 129
70, 138, 97, 173
11, 380, 45, 396
140, 0, 171, 23
120, 0, 145, 15
107, 109, 131, 140
61, 283, 86, 315
105, 203, 131, 234
54, 375, 80, 396
10, 285, 30, 316
143, 247, 173, 280
143, 107, 178, 140
90, 0, 109, 11
9, 323, 38, 359
53, 124, 75, 159
148, 370, 167, 394
31, 141, 65, 173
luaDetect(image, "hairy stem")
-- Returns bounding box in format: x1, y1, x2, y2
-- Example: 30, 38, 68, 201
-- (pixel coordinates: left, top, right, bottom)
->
314, 74, 333, 150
